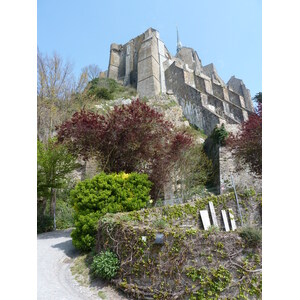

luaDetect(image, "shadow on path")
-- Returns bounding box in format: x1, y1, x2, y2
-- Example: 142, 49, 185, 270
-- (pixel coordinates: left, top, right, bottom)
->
52, 239, 79, 259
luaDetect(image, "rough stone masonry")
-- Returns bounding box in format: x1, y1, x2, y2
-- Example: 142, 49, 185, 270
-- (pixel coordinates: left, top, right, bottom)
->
107, 27, 261, 194
107, 27, 254, 136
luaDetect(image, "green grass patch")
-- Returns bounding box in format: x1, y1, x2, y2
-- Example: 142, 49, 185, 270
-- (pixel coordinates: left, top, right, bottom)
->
98, 291, 107, 299
70, 254, 91, 287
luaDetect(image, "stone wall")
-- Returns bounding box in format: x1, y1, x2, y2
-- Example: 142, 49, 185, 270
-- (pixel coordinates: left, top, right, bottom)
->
194, 73, 206, 92
175, 47, 202, 74
227, 76, 254, 111
165, 61, 247, 135
107, 28, 172, 98
228, 89, 242, 107
219, 146, 262, 194
164, 58, 251, 136
202, 63, 225, 86
212, 81, 224, 99
165, 62, 223, 134
204, 124, 262, 195
97, 192, 262, 299
219, 124, 262, 194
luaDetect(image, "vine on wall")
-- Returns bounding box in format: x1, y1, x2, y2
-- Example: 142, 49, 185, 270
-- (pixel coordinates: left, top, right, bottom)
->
96, 192, 262, 299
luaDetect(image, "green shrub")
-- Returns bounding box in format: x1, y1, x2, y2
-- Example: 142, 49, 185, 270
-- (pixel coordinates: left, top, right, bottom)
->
242, 188, 256, 198
87, 78, 129, 100
154, 199, 164, 207
210, 124, 228, 146
207, 225, 219, 234
238, 227, 262, 247
101, 78, 118, 93
153, 218, 167, 229
87, 78, 112, 100
96, 87, 112, 100
70, 172, 152, 251
91, 250, 120, 280
37, 214, 53, 233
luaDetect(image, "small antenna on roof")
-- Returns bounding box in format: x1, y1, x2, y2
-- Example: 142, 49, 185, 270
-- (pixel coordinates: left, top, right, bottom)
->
176, 26, 182, 53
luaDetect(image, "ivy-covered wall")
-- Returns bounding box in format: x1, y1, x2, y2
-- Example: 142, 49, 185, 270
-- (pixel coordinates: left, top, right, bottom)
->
96, 192, 262, 299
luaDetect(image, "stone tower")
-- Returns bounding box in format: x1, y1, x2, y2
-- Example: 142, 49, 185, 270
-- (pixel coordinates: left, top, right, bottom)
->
107, 28, 172, 98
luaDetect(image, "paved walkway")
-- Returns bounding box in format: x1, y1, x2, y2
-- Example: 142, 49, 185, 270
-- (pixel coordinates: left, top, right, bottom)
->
37, 229, 127, 300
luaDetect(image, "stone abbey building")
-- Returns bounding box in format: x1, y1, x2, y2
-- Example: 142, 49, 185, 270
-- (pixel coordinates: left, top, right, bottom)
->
107, 27, 254, 136
106, 27, 261, 194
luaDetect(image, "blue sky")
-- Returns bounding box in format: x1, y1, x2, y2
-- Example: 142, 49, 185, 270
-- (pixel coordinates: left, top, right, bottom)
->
38, 0, 262, 97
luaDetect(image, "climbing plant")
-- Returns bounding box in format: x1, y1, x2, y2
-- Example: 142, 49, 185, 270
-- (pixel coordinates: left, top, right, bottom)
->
95, 191, 262, 299
210, 124, 229, 146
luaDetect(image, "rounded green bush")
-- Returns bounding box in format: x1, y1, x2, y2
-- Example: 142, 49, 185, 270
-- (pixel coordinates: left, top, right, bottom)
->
96, 87, 112, 99
70, 172, 152, 251
91, 250, 120, 280
238, 226, 262, 247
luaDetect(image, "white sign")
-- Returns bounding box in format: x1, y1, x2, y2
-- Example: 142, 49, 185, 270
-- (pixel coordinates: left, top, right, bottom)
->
208, 201, 219, 227
228, 208, 237, 231
200, 210, 211, 230
221, 210, 230, 232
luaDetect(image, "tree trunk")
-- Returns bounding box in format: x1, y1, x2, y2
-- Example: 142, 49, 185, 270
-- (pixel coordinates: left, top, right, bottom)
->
37, 197, 47, 216
42, 197, 47, 215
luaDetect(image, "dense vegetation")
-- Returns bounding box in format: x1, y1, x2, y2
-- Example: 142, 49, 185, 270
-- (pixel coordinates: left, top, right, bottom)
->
227, 94, 262, 176
87, 77, 136, 100
173, 144, 214, 200
37, 52, 212, 235
37, 50, 137, 143
37, 51, 262, 300
96, 191, 262, 299
70, 172, 152, 251
37, 138, 79, 232
57, 100, 193, 199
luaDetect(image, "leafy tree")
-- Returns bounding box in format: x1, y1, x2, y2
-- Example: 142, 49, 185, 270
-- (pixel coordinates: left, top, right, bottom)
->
37, 138, 79, 230
253, 92, 262, 104
57, 100, 193, 199
227, 100, 262, 176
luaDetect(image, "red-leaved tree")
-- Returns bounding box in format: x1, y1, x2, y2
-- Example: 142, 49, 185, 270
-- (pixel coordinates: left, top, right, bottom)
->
57, 99, 193, 198
227, 102, 262, 176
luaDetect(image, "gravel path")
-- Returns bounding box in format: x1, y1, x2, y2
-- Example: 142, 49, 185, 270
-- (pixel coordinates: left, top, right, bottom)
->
37, 229, 128, 300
